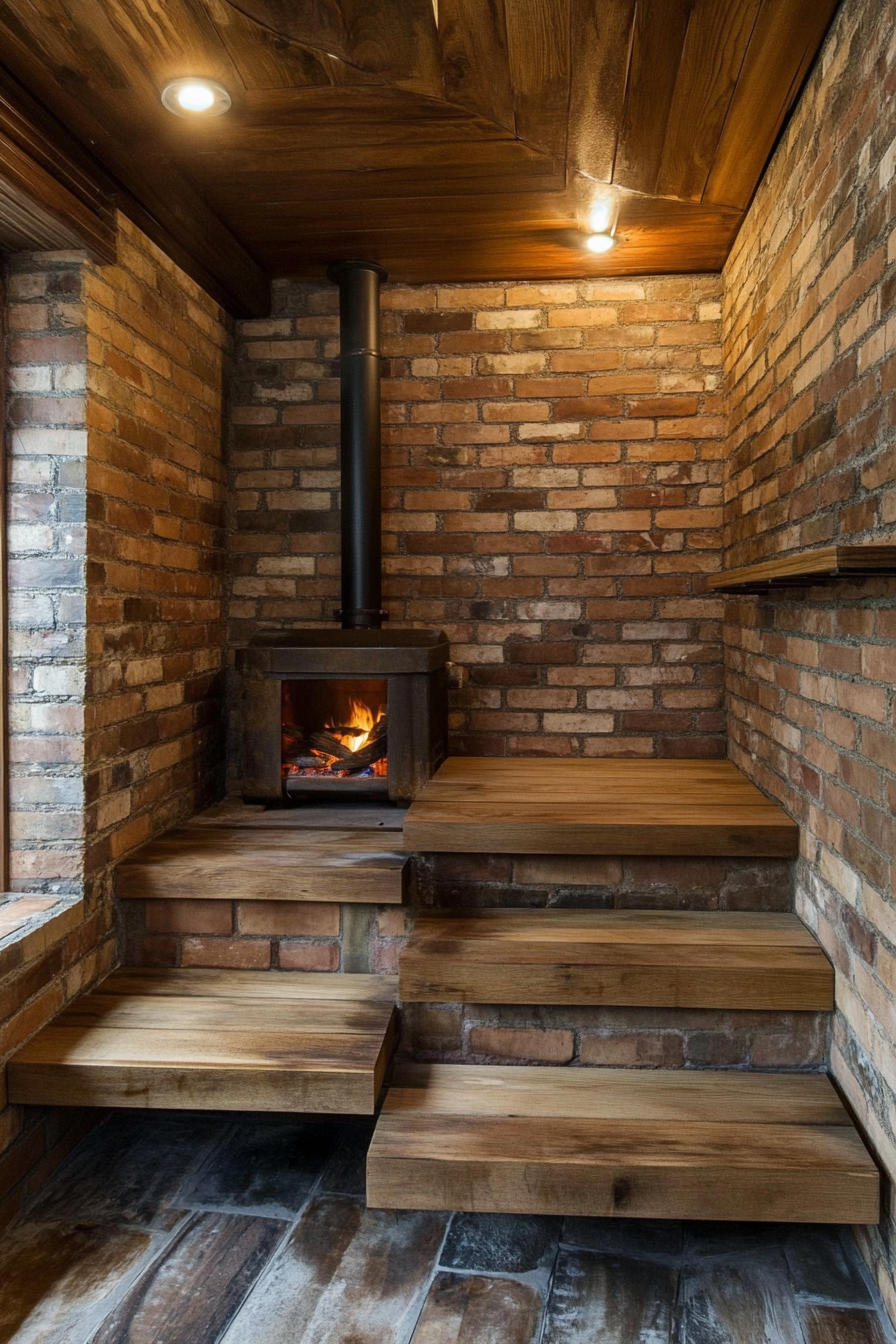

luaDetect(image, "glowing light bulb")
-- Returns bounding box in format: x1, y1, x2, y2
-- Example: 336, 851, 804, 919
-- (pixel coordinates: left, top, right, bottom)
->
161, 78, 232, 118
585, 233, 616, 254
177, 82, 215, 112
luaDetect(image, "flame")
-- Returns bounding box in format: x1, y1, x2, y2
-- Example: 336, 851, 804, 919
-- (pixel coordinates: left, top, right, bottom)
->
325, 696, 385, 755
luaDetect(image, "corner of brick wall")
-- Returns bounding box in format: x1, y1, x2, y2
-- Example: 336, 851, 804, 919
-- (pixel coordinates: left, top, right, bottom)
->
722, 0, 896, 1323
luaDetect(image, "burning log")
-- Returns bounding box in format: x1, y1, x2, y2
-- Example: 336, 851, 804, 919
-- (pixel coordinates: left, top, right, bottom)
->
310, 719, 387, 772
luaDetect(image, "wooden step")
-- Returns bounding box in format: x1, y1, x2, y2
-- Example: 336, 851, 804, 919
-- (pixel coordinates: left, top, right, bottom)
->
399, 910, 833, 1010
403, 758, 799, 856
116, 826, 408, 904
8, 969, 398, 1114
367, 1064, 879, 1225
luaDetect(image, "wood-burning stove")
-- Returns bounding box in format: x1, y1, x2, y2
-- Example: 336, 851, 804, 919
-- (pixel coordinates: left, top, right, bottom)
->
237, 629, 449, 803
237, 260, 450, 805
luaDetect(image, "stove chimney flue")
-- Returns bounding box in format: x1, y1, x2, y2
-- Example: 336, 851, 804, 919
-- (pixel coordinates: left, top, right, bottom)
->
327, 259, 388, 630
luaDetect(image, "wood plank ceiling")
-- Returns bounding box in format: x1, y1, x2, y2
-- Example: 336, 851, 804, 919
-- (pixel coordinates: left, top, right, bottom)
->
0, 0, 838, 312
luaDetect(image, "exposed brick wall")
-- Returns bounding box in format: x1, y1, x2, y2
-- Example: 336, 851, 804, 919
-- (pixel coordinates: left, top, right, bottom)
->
227, 276, 727, 780
1, 218, 229, 1231
401, 1003, 827, 1073
722, 0, 896, 1320
119, 896, 400, 974
84, 215, 230, 899
5, 250, 88, 896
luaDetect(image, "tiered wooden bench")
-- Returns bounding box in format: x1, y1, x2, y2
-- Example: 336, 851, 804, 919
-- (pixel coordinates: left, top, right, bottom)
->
115, 803, 407, 905
8, 969, 398, 1114
399, 910, 834, 1010
402, 758, 799, 855
367, 1064, 880, 1224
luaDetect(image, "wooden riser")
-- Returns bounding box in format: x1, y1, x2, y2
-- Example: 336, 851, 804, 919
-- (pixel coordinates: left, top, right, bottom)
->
115, 826, 408, 905
403, 758, 800, 856
399, 911, 834, 1011
8, 969, 398, 1115
367, 1065, 879, 1225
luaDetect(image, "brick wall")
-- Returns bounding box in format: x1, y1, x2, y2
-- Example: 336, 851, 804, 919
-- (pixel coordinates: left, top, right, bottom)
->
84, 215, 229, 900
1, 217, 230, 1231
722, 0, 896, 1320
227, 276, 727, 779
6, 250, 88, 896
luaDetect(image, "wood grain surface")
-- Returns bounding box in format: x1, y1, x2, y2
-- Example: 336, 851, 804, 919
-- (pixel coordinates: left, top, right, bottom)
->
541, 1249, 676, 1344
91, 1212, 286, 1344
399, 910, 834, 1010
0, 0, 839, 289
708, 544, 896, 593
116, 826, 407, 904
219, 1195, 448, 1344
403, 758, 799, 856
411, 1271, 542, 1344
367, 1064, 879, 1224
8, 969, 398, 1114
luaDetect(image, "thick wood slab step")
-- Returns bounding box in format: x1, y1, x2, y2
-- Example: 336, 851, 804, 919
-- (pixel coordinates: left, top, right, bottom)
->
403, 758, 799, 856
116, 827, 408, 904
399, 910, 833, 1011
367, 1065, 879, 1224
8, 969, 398, 1115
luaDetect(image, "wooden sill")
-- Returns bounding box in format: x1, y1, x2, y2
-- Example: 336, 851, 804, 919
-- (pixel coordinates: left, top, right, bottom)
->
708, 544, 896, 593
0, 895, 83, 977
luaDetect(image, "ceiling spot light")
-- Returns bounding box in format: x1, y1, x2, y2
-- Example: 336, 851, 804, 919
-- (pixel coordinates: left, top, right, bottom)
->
585, 233, 616, 254
161, 78, 232, 118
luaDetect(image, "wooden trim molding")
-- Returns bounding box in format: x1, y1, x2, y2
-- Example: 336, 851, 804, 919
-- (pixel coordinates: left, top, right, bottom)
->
708, 544, 896, 594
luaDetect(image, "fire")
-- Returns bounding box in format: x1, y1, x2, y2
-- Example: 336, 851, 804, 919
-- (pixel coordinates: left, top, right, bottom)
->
324, 696, 385, 757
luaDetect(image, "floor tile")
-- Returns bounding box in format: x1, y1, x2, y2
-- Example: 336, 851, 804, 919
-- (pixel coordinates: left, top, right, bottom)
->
784, 1228, 874, 1306
440, 1213, 559, 1274
682, 1222, 787, 1262
674, 1248, 803, 1344
411, 1272, 542, 1344
27, 1112, 224, 1229
542, 1248, 676, 1344
220, 1194, 447, 1344
181, 1116, 339, 1217
89, 1211, 285, 1344
800, 1305, 891, 1343
0, 1221, 156, 1344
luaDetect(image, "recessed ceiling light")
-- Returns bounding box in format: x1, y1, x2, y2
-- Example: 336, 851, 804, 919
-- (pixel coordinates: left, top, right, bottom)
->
585, 233, 616, 254
161, 78, 232, 118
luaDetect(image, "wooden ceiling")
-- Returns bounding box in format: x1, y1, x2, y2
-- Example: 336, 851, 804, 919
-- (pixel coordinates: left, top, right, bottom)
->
0, 0, 838, 315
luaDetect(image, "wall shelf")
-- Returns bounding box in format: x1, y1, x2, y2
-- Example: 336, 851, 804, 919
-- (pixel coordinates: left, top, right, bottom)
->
708, 544, 896, 594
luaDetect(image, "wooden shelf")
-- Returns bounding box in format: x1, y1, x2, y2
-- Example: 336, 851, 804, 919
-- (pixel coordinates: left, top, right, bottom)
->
367, 1064, 880, 1224
708, 544, 896, 593
399, 910, 834, 1011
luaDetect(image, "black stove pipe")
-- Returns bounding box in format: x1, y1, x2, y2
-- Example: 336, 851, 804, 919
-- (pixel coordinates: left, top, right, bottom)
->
327, 259, 389, 630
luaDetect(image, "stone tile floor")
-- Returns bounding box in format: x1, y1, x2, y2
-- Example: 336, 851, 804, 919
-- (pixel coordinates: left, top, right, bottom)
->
0, 1110, 892, 1344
